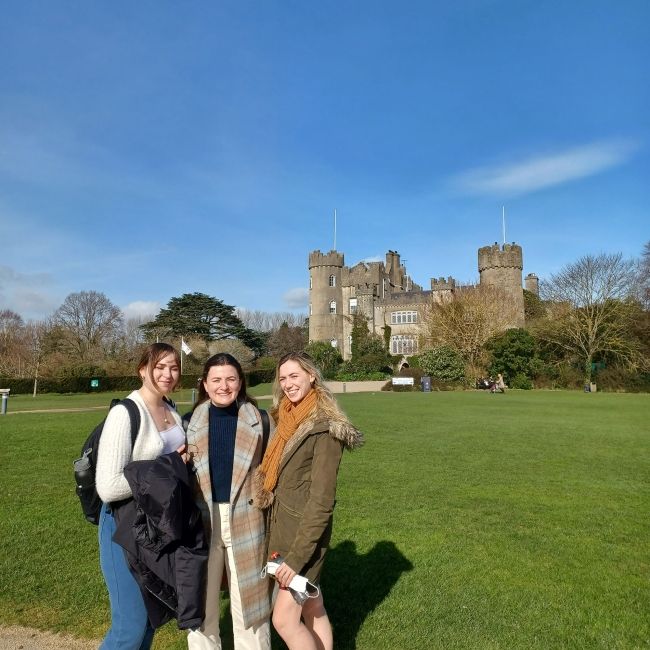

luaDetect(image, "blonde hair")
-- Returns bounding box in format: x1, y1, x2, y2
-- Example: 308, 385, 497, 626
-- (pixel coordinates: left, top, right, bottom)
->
271, 351, 336, 417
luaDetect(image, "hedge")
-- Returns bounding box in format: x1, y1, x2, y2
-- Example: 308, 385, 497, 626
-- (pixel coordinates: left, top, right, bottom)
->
0, 369, 274, 395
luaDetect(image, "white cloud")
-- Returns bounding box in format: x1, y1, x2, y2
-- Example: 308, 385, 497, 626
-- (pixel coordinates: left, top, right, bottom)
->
452, 139, 640, 197
122, 301, 161, 321
283, 288, 309, 309
0, 265, 58, 319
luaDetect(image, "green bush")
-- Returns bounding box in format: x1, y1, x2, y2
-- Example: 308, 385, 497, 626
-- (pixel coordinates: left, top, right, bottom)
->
487, 328, 540, 385
511, 373, 533, 390
596, 367, 650, 393
419, 346, 466, 382
334, 370, 389, 381
305, 341, 342, 379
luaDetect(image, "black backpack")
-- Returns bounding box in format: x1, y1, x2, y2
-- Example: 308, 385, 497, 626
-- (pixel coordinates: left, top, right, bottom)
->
73, 398, 140, 525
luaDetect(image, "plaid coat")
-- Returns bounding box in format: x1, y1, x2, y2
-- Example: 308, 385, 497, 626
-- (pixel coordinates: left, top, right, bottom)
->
186, 400, 273, 629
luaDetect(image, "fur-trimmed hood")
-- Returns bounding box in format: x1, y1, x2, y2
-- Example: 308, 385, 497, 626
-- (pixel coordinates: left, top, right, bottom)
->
253, 395, 363, 510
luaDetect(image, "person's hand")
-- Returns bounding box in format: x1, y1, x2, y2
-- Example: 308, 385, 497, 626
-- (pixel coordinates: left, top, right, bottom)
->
176, 443, 189, 463
274, 561, 297, 590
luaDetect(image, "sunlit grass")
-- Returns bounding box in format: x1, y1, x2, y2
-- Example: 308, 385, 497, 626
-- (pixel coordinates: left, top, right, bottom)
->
0, 390, 648, 648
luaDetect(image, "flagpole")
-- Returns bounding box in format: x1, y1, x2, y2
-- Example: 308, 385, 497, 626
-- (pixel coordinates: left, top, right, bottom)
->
334, 209, 337, 250
502, 206, 506, 245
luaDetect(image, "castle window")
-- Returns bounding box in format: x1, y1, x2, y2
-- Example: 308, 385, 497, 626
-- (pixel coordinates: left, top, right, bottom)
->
309, 303, 313, 315
330, 339, 338, 348
329, 300, 337, 314
349, 298, 357, 314
310, 277, 312, 289
391, 311, 418, 325
390, 335, 418, 355
329, 274, 336, 287
347, 335, 352, 352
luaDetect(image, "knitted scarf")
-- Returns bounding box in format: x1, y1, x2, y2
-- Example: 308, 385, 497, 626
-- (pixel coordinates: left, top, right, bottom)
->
260, 389, 317, 493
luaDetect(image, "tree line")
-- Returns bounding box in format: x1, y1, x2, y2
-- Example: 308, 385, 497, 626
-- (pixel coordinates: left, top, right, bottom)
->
1, 244, 648, 393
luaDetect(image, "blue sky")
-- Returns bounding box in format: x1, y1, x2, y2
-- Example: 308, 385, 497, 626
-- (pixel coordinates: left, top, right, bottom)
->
1, 0, 648, 322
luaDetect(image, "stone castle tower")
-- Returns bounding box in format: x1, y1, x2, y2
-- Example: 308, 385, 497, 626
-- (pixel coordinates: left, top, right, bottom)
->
478, 243, 525, 327
308, 250, 345, 348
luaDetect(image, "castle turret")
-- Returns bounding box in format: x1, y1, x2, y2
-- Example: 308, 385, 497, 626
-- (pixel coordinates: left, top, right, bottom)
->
309, 250, 344, 352
478, 243, 524, 327
525, 273, 539, 296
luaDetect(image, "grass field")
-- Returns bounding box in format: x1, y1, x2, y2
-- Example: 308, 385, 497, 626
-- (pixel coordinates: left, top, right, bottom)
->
0, 390, 648, 649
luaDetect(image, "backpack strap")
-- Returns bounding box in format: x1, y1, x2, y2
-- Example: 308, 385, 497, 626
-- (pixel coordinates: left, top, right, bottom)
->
119, 398, 141, 450
260, 409, 270, 456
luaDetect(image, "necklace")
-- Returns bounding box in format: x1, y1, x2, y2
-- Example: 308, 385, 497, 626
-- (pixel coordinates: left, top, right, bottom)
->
162, 404, 170, 424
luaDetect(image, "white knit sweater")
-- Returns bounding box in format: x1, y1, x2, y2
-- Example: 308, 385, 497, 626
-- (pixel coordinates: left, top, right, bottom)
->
96, 390, 183, 503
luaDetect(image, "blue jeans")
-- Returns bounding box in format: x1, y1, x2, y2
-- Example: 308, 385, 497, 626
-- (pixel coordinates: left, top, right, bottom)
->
99, 503, 155, 650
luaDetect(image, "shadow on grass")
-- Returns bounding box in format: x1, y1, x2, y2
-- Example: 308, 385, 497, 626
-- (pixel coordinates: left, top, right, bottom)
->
321, 540, 413, 650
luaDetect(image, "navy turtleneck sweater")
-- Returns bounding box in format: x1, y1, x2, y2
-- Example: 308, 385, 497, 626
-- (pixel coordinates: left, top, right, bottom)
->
208, 402, 238, 503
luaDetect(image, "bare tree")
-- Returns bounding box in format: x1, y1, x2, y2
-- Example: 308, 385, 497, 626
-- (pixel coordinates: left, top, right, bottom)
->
419, 285, 520, 366
638, 241, 650, 308
538, 252, 640, 383
0, 309, 25, 375
53, 291, 124, 362
236, 309, 306, 332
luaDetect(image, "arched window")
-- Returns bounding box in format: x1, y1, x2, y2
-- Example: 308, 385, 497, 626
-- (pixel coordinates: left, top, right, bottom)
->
329, 274, 336, 287
329, 300, 337, 314
309, 303, 313, 315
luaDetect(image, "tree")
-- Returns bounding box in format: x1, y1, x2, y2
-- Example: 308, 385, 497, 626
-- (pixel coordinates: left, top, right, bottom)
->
141, 292, 265, 355
267, 322, 307, 358
486, 328, 541, 384
638, 241, 650, 308
304, 341, 342, 379
538, 252, 640, 383
0, 309, 25, 376
53, 291, 123, 363
419, 285, 520, 366
418, 346, 466, 382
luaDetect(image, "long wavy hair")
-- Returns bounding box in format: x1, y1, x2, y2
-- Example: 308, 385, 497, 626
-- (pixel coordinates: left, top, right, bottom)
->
195, 353, 257, 410
271, 351, 336, 419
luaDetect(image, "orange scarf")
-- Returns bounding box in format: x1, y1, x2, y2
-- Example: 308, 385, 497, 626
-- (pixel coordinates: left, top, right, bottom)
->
261, 389, 317, 493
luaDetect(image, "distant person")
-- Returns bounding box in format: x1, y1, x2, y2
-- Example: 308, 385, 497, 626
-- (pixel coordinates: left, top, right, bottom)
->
495, 373, 506, 392
255, 351, 363, 650
186, 353, 273, 650
96, 342, 187, 650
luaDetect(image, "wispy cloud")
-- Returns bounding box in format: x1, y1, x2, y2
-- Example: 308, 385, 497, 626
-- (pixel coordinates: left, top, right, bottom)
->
452, 139, 640, 197
122, 301, 161, 321
0, 265, 58, 318
283, 288, 309, 309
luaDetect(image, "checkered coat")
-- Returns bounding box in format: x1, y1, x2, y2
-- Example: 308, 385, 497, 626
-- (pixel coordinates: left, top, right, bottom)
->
186, 400, 273, 629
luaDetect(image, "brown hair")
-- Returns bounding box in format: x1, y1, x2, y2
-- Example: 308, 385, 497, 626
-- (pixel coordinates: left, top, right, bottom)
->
195, 353, 257, 409
137, 342, 181, 392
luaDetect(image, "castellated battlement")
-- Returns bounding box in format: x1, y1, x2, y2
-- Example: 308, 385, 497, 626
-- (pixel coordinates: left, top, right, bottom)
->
478, 242, 523, 272
309, 250, 344, 268
430, 276, 456, 291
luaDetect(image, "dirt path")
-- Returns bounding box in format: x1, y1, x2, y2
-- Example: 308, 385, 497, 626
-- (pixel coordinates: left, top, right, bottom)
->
0, 625, 97, 649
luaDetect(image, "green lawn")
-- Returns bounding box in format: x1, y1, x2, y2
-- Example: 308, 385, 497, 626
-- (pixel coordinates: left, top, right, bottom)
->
0, 391, 648, 649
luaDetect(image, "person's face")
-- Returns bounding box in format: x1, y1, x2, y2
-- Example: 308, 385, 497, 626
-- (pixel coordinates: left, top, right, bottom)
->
203, 364, 242, 407
141, 352, 180, 395
278, 360, 314, 406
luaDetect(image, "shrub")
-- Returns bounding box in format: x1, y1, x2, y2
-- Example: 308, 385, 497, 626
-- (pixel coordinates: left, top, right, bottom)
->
511, 373, 533, 390
487, 328, 540, 385
419, 346, 466, 382
305, 341, 342, 379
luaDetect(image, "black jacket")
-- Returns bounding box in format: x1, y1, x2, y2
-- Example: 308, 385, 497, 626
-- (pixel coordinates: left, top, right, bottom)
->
112, 452, 208, 630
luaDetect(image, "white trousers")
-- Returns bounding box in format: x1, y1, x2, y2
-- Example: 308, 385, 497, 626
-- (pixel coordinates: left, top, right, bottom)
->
187, 503, 270, 650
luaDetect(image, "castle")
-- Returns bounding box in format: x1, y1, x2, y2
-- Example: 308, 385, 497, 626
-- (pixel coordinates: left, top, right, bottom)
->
308, 243, 539, 360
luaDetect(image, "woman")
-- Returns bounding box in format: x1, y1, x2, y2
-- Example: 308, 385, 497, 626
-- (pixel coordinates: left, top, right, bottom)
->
96, 342, 186, 650
255, 351, 363, 650
186, 353, 272, 650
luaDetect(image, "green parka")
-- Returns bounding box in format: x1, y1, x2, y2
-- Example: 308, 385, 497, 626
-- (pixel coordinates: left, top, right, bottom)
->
254, 394, 363, 582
